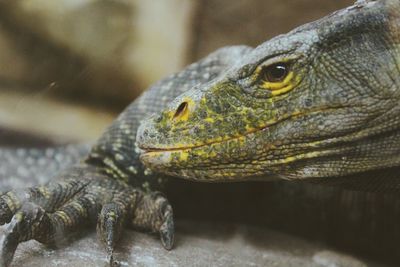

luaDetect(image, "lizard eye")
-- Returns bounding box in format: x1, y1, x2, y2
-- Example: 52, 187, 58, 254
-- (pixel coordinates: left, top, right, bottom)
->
260, 62, 289, 83
251, 60, 299, 97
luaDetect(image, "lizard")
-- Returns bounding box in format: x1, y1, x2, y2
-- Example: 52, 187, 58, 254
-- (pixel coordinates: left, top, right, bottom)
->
1, 0, 400, 265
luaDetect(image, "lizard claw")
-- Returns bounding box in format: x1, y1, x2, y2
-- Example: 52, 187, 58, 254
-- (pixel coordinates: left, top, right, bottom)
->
0, 202, 48, 267
159, 202, 174, 250
0, 224, 18, 267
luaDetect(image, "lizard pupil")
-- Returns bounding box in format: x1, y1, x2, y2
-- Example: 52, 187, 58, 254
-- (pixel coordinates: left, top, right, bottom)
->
262, 63, 288, 82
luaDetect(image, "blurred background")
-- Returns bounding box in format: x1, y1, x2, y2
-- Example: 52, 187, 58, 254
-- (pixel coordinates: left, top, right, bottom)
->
4, 2, 400, 266
0, 0, 353, 144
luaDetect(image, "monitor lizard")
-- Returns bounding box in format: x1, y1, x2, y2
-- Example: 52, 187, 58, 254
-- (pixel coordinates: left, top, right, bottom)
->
1, 0, 400, 266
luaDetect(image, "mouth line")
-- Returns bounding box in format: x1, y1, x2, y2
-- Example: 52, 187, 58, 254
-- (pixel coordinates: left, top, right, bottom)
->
140, 106, 344, 154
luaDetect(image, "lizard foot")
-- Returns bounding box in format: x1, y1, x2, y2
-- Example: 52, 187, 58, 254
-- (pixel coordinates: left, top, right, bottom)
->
0, 164, 174, 267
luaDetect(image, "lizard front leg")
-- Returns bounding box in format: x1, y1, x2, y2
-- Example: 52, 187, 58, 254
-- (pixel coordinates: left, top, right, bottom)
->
0, 164, 173, 267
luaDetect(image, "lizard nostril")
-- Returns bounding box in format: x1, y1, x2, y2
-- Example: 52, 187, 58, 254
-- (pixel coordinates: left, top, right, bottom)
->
173, 101, 189, 120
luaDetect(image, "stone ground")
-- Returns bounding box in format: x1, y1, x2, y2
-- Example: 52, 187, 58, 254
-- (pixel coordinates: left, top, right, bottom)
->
1, 221, 385, 267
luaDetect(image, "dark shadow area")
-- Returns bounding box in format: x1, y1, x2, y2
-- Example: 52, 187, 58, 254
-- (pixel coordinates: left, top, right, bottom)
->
167, 171, 400, 267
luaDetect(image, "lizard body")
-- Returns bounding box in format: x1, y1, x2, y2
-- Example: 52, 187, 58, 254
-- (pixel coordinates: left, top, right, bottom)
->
1, 0, 400, 266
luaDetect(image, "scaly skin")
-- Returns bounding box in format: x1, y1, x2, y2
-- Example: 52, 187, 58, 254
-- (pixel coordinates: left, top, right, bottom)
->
1, 0, 400, 266
138, 0, 400, 182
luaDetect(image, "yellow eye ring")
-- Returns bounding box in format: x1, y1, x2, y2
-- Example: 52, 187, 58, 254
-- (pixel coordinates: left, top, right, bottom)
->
257, 62, 298, 96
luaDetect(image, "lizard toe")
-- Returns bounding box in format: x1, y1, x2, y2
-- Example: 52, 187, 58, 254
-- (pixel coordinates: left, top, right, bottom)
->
159, 201, 174, 250
130, 191, 175, 250
0, 178, 88, 226
97, 202, 127, 266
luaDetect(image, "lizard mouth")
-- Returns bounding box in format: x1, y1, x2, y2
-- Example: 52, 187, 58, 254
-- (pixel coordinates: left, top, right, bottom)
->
139, 106, 345, 161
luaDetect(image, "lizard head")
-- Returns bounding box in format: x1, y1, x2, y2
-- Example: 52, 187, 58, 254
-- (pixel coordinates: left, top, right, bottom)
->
138, 0, 400, 181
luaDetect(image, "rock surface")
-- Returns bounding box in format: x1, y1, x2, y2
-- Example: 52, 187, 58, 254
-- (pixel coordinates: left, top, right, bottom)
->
1, 221, 385, 267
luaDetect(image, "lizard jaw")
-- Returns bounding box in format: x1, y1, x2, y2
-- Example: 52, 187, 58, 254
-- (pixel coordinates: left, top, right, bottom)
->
138, 106, 349, 181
